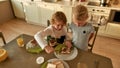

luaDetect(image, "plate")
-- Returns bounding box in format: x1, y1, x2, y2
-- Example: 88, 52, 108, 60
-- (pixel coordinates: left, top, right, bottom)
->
54, 47, 78, 60
26, 39, 43, 53
48, 58, 70, 68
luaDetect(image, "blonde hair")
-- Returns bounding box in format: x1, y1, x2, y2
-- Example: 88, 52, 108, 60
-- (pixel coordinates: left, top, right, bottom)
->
50, 11, 67, 25
73, 4, 88, 21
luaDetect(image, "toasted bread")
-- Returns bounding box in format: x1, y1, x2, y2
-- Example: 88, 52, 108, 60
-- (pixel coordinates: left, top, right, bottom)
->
47, 63, 56, 68
52, 60, 64, 68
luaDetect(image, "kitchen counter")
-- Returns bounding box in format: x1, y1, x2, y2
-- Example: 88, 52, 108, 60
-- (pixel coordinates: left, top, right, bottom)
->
25, 1, 88, 7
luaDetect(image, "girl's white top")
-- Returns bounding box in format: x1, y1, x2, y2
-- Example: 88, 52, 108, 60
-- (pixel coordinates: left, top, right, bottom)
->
34, 25, 70, 49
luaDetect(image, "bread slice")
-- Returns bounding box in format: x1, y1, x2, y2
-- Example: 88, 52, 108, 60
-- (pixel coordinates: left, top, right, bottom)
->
47, 63, 56, 68
56, 62, 64, 68
52, 60, 64, 68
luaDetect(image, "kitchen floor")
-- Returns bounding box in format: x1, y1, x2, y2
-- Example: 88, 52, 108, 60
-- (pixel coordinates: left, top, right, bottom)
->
0, 19, 120, 68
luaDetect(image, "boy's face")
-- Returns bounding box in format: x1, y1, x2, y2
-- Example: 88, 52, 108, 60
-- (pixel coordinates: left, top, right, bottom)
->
53, 21, 65, 31
73, 15, 87, 27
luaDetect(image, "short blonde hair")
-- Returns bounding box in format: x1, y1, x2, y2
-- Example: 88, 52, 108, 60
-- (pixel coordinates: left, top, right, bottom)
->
50, 11, 67, 25
73, 4, 88, 21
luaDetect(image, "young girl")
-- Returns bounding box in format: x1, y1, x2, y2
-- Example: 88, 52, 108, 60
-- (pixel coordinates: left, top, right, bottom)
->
69, 4, 95, 51
34, 11, 72, 53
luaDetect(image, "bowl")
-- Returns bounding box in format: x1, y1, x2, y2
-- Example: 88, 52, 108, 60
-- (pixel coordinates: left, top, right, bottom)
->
36, 56, 44, 64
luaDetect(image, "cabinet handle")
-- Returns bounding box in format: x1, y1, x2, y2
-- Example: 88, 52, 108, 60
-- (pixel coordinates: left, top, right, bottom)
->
20, 2, 22, 4
60, 6, 63, 8
101, 10, 104, 12
92, 9, 95, 11
44, 4, 47, 7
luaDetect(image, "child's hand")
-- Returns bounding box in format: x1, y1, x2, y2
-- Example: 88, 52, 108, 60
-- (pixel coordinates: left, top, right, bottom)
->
45, 45, 54, 54
64, 40, 72, 49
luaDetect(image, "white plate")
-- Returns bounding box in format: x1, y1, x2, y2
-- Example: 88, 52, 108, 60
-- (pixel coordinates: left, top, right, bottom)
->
48, 58, 69, 68
54, 47, 78, 60
26, 39, 36, 49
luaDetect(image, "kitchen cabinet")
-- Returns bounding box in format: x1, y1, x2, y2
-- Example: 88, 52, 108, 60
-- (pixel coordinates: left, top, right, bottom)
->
55, 5, 72, 24
105, 23, 120, 39
11, 0, 25, 19
87, 6, 111, 25
87, 6, 110, 36
23, 2, 40, 25
87, 6, 120, 39
37, 3, 72, 26
38, 3, 56, 26
24, 2, 72, 26
22, 2, 72, 26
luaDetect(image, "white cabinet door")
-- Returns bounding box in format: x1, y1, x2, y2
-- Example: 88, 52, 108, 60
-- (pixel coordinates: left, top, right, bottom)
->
106, 23, 120, 38
98, 25, 106, 34
11, 0, 25, 19
56, 5, 72, 24
38, 4, 55, 26
23, 3, 40, 24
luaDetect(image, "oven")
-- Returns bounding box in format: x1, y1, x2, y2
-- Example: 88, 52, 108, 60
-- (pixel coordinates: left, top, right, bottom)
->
87, 6, 111, 25
108, 9, 120, 23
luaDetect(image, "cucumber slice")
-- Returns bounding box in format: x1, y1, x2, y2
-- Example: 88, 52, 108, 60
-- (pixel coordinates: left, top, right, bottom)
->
41, 61, 48, 68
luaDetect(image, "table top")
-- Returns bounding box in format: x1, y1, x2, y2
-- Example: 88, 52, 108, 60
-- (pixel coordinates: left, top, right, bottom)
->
0, 34, 113, 68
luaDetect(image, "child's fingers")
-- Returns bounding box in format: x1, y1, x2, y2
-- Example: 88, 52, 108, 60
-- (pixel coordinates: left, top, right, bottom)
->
45, 46, 54, 53
64, 41, 72, 48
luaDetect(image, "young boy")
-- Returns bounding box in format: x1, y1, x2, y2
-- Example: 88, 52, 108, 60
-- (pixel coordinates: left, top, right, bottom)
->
69, 4, 95, 51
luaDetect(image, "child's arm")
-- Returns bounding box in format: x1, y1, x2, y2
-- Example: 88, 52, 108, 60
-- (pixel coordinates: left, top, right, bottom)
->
34, 27, 52, 50
34, 32, 54, 54
64, 40, 72, 49
34, 31, 47, 49
63, 27, 72, 48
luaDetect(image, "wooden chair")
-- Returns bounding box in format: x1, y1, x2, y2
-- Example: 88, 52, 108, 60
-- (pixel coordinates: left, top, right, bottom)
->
0, 32, 6, 45
88, 26, 99, 52
47, 20, 50, 26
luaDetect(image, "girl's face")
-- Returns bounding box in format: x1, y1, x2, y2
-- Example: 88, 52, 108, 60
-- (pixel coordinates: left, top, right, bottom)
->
53, 21, 65, 31
73, 15, 87, 27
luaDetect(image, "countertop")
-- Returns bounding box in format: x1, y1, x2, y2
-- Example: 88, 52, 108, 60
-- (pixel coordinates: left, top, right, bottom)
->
20, 0, 120, 10
23, 1, 88, 7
